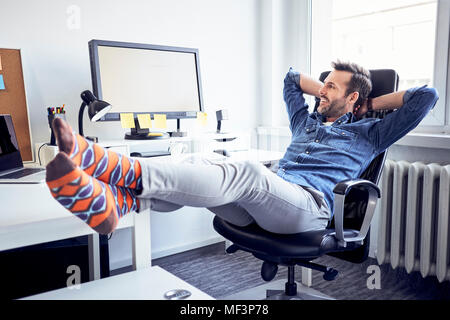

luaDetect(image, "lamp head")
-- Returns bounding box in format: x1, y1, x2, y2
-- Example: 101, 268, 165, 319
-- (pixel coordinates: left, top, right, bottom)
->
80, 90, 112, 122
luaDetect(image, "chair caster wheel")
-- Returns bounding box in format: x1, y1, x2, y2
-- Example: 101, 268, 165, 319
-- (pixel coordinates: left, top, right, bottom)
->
261, 261, 278, 281
323, 268, 338, 281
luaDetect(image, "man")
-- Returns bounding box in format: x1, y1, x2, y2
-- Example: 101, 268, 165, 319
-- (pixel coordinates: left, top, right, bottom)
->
45, 61, 438, 235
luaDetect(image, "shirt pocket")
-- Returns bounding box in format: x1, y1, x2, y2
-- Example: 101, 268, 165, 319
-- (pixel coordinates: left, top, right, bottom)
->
321, 127, 357, 152
296, 120, 317, 142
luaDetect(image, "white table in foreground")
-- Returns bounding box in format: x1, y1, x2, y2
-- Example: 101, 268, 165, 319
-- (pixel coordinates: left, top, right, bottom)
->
22, 266, 213, 300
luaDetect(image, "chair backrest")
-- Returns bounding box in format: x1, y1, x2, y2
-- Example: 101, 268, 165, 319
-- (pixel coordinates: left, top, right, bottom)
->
314, 69, 399, 262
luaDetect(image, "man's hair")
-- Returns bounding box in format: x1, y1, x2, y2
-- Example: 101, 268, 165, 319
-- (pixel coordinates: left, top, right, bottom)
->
331, 60, 372, 108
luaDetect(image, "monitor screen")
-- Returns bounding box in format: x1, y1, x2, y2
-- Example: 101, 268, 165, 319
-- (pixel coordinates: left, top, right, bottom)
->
89, 40, 204, 121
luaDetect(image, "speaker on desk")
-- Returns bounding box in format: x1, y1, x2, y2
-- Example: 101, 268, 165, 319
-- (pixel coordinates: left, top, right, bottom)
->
216, 109, 229, 134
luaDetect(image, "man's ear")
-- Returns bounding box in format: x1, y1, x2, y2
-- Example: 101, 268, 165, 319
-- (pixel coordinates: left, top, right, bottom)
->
348, 91, 359, 105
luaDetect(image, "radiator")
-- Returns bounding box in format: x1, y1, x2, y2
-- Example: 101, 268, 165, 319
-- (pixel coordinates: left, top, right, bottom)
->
376, 159, 450, 282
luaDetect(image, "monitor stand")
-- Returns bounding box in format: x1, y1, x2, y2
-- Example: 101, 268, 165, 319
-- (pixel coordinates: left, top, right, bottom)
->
124, 119, 169, 140
168, 119, 187, 137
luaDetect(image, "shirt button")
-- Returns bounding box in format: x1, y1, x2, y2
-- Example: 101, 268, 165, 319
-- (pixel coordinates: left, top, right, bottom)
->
306, 129, 310, 132
315, 139, 319, 143
306, 151, 310, 154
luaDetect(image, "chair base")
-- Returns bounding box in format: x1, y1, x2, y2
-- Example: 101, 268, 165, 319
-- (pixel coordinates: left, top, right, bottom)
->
222, 279, 335, 300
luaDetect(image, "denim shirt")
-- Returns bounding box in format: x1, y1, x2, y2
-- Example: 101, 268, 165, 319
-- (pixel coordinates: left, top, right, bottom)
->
277, 68, 439, 219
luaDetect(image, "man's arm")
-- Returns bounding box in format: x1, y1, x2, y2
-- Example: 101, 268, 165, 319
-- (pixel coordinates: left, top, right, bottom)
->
299, 73, 323, 98
354, 90, 407, 117
371, 90, 406, 111
283, 68, 323, 133
364, 86, 439, 153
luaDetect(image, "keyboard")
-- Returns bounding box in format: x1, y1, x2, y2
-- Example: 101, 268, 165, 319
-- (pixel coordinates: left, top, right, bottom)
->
130, 151, 171, 158
0, 168, 45, 179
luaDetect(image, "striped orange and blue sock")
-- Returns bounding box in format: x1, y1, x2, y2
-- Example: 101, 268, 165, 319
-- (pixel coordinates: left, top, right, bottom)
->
52, 117, 142, 190
46, 152, 139, 234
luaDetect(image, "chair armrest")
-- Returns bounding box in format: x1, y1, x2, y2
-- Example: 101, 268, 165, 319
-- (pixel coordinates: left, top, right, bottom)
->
333, 179, 381, 197
332, 179, 381, 247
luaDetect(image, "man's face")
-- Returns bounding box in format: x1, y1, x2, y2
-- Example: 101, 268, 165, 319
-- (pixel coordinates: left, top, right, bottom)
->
317, 70, 355, 119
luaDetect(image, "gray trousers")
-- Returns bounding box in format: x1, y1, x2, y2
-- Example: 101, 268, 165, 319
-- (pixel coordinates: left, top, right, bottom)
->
137, 156, 331, 234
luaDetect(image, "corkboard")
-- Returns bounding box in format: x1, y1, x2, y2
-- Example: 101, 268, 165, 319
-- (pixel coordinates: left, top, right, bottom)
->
0, 49, 32, 161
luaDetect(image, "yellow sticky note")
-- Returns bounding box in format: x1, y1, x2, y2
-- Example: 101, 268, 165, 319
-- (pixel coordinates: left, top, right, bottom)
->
197, 112, 207, 127
137, 114, 152, 129
120, 113, 135, 128
153, 114, 167, 129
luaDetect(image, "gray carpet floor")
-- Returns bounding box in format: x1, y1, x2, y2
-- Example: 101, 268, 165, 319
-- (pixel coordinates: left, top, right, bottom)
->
151, 244, 450, 300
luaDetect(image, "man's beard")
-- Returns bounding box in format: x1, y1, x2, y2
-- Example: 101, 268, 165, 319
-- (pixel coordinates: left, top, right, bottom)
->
318, 98, 346, 118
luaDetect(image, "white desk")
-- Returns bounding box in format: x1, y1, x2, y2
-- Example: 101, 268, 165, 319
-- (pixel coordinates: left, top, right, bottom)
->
225, 149, 283, 166
0, 181, 151, 281
158, 149, 283, 167
22, 266, 213, 300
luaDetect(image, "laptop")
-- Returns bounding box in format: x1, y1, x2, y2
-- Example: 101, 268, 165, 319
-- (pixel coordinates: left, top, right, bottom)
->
0, 114, 46, 184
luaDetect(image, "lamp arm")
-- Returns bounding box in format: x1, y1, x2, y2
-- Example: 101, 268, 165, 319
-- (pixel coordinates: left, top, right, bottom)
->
78, 101, 87, 137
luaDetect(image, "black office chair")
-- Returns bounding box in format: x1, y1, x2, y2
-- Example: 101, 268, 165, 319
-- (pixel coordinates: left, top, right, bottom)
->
213, 69, 399, 300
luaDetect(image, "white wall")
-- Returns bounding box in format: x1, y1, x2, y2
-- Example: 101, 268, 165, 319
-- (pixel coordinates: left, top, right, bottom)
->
0, 0, 259, 147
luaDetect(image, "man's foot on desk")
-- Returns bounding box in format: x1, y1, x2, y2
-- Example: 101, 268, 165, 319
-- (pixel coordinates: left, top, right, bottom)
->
52, 117, 143, 189
46, 152, 140, 235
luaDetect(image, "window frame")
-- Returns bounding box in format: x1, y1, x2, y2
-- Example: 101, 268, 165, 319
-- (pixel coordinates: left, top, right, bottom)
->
416, 0, 450, 133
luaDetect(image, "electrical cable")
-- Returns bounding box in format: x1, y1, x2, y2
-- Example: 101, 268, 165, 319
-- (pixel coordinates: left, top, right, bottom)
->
37, 143, 50, 166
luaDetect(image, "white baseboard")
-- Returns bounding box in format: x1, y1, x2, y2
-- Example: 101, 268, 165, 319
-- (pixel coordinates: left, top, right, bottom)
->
110, 236, 225, 271
110, 257, 132, 271
151, 236, 224, 260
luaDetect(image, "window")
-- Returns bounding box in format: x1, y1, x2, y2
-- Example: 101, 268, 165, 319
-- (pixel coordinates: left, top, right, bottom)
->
311, 0, 449, 129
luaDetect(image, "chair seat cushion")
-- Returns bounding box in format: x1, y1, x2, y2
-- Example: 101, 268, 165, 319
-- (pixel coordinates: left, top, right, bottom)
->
213, 216, 361, 260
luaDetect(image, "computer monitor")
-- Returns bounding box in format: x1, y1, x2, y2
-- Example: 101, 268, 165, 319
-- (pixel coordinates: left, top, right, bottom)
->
88, 40, 204, 139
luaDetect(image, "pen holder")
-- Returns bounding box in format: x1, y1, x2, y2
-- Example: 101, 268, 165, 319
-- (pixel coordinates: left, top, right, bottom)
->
48, 113, 66, 146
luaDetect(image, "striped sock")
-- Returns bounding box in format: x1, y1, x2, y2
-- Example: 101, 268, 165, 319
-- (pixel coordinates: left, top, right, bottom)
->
52, 118, 142, 189
46, 153, 139, 235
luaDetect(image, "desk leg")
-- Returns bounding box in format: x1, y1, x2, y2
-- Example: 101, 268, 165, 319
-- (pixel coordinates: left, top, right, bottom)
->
87, 233, 101, 281
301, 266, 312, 287
132, 209, 152, 270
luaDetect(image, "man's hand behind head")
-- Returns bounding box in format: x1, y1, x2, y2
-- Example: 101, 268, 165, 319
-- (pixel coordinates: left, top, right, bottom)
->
353, 98, 370, 119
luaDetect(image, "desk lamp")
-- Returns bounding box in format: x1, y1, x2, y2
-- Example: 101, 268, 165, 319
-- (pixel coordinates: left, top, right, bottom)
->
78, 90, 112, 138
